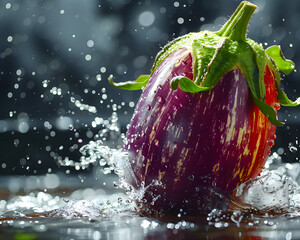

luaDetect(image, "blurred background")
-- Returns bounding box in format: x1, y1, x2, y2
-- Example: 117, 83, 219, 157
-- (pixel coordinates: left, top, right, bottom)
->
0, 0, 300, 175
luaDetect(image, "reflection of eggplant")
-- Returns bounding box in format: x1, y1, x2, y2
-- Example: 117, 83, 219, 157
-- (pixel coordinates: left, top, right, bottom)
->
110, 1, 297, 216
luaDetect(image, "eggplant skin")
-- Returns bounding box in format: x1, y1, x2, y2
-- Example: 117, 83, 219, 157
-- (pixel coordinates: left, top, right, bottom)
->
124, 48, 277, 216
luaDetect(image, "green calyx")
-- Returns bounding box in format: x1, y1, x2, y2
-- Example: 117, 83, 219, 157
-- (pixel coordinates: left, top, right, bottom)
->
108, 74, 150, 90
109, 1, 298, 126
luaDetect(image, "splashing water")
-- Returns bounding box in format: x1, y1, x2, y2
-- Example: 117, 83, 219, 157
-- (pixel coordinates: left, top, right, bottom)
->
53, 110, 300, 217
234, 157, 300, 215
0, 130, 300, 240
2, 113, 300, 239
36, 112, 300, 221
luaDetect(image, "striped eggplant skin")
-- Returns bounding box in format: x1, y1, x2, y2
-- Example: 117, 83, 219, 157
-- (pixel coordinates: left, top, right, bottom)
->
124, 48, 278, 216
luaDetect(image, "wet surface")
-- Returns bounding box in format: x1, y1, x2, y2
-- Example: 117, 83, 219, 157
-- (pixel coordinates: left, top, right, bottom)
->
1, 157, 300, 240
1, 215, 300, 240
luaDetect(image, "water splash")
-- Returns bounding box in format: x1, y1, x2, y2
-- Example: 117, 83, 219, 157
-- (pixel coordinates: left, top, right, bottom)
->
49, 133, 300, 227
56, 111, 124, 169
232, 153, 300, 215
49, 110, 300, 222
2, 110, 300, 231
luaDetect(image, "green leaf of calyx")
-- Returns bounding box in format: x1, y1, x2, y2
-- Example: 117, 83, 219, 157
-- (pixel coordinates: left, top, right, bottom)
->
200, 38, 239, 88
235, 41, 283, 126
266, 45, 295, 75
252, 96, 284, 126
170, 76, 212, 93
245, 39, 267, 99
192, 36, 221, 85
108, 74, 150, 90
277, 88, 299, 106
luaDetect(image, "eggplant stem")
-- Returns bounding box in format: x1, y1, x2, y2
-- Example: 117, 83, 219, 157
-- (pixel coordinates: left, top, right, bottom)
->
217, 1, 257, 41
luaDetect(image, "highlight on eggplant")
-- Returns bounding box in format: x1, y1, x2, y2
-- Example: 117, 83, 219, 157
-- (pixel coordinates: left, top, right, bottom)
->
109, 1, 299, 217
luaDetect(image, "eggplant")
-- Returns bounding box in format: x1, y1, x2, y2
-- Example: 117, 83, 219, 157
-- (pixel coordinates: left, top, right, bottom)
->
109, 1, 298, 216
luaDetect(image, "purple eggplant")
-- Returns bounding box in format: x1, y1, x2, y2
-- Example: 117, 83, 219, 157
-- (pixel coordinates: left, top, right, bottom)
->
109, 1, 298, 216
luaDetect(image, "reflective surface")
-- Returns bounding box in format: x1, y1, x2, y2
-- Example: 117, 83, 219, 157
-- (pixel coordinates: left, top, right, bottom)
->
1, 162, 300, 240
1, 214, 300, 240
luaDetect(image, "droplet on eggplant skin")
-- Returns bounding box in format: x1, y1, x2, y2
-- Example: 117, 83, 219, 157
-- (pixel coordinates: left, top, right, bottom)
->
157, 96, 165, 103
274, 102, 281, 110
173, 142, 178, 150
188, 175, 194, 181
270, 134, 276, 140
267, 140, 275, 147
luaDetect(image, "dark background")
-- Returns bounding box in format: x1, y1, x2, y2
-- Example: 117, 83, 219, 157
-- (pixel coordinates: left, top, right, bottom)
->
0, 0, 300, 175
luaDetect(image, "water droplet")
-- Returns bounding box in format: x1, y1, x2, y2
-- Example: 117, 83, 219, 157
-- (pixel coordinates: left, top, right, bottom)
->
174, 2, 179, 7
129, 102, 135, 108
147, 105, 151, 110
231, 210, 243, 227
137, 202, 143, 208
274, 102, 281, 110
139, 11, 155, 27
157, 96, 165, 103
85, 54, 92, 61
42, 80, 48, 88
268, 140, 274, 147
270, 134, 276, 140
214, 222, 222, 228
177, 17, 184, 24
289, 145, 297, 153
87, 40, 94, 48
188, 175, 194, 181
